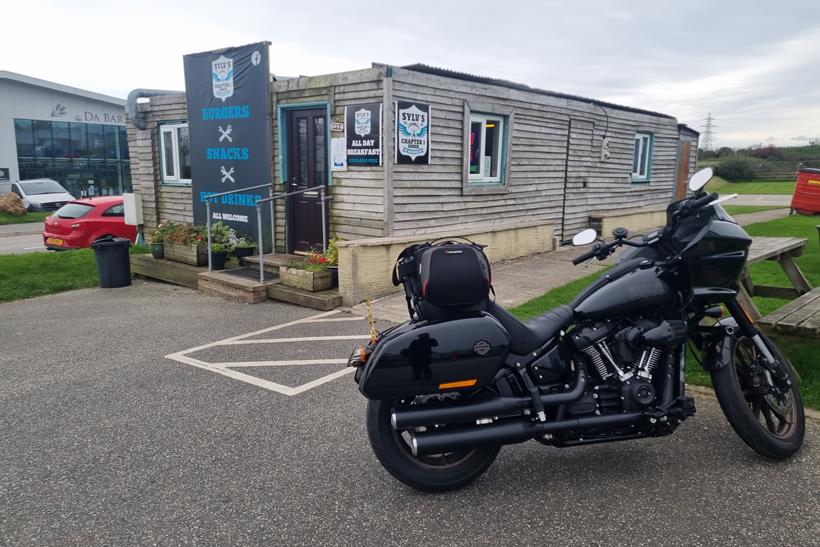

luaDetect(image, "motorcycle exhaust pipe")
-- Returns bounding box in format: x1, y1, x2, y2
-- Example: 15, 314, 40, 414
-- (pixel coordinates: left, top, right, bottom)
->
409, 411, 644, 456
392, 368, 588, 430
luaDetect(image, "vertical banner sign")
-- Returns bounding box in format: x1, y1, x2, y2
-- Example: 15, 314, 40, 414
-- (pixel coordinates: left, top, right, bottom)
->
395, 101, 430, 164
183, 42, 272, 245
345, 103, 382, 166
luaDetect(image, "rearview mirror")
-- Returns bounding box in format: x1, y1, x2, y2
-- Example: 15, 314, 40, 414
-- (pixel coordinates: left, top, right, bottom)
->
688, 167, 714, 193
572, 228, 597, 246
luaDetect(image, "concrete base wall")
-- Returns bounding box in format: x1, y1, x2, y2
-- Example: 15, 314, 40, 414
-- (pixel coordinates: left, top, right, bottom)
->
590, 207, 667, 238
336, 222, 554, 306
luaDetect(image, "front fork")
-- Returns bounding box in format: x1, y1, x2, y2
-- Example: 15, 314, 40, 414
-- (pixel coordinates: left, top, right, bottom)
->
723, 299, 792, 388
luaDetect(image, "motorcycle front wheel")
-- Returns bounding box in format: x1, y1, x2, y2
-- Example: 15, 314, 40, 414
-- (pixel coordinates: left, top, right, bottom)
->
366, 398, 500, 492
711, 332, 805, 459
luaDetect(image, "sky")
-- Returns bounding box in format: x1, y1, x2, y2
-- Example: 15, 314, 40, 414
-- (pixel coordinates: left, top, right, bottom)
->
2, 0, 819, 149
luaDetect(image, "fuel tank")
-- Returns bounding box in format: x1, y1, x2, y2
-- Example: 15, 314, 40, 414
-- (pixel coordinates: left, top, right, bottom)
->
573, 266, 675, 320
357, 314, 511, 399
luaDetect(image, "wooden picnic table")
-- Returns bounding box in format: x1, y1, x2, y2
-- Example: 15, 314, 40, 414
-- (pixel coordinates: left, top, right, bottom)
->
735, 236, 811, 321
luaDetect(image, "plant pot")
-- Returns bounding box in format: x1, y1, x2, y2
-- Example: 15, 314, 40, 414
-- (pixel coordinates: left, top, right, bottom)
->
150, 242, 164, 259
328, 265, 339, 288
234, 246, 256, 259
211, 251, 229, 270
279, 266, 332, 292
164, 241, 208, 266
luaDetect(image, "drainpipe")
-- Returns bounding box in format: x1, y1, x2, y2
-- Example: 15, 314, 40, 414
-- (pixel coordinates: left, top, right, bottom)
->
126, 89, 183, 129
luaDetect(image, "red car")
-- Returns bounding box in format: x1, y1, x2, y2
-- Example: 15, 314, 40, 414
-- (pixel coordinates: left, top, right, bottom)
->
43, 196, 138, 250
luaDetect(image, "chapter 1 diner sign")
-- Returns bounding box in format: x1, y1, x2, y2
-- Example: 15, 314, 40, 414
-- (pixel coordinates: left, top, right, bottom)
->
395, 101, 430, 164
183, 42, 272, 245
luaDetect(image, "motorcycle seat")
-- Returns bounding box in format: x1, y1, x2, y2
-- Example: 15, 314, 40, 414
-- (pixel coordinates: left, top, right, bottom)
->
485, 301, 574, 355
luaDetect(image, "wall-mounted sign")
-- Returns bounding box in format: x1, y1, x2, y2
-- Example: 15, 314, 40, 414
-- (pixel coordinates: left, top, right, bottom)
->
331, 137, 347, 171
395, 101, 430, 164
183, 41, 272, 246
0, 168, 9, 181
345, 103, 381, 166
331, 121, 344, 132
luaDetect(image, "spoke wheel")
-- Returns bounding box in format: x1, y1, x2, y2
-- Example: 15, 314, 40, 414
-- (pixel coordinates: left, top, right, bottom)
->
711, 331, 805, 460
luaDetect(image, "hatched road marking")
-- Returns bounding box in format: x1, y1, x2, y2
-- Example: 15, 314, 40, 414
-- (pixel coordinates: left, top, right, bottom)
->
165, 310, 369, 396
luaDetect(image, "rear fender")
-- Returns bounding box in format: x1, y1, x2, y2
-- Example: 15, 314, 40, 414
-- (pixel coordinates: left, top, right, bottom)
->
702, 317, 739, 372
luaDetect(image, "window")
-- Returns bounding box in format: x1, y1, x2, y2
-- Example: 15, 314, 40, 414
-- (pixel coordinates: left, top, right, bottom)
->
14, 119, 34, 157
55, 202, 94, 219
468, 114, 505, 183
102, 203, 124, 216
159, 123, 191, 184
631, 132, 653, 182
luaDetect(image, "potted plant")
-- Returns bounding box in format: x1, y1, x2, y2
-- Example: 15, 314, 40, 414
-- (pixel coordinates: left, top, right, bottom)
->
233, 237, 257, 259
279, 251, 332, 292
210, 242, 231, 270
149, 225, 166, 259
324, 238, 339, 287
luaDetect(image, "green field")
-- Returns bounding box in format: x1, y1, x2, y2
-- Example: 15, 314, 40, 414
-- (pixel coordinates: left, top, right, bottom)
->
706, 176, 796, 195
0, 211, 51, 225
0, 245, 148, 303
510, 214, 820, 409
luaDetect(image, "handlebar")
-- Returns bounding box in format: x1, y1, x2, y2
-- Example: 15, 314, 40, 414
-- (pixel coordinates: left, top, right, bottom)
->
572, 246, 601, 265
687, 192, 719, 212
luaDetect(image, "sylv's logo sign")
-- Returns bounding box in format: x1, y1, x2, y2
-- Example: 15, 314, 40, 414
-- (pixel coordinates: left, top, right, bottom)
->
212, 55, 234, 101
354, 108, 371, 137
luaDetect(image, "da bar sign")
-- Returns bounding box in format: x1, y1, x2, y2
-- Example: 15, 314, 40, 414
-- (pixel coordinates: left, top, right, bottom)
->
345, 103, 382, 166
395, 101, 430, 164
183, 41, 272, 247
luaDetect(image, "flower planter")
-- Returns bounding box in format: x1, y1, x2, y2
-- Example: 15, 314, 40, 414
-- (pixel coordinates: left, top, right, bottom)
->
150, 242, 164, 259
164, 241, 208, 266
279, 266, 332, 292
211, 251, 229, 271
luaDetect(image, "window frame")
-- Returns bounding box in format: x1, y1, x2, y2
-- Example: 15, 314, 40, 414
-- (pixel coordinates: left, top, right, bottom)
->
631, 132, 653, 183
159, 121, 191, 186
468, 114, 505, 184
462, 102, 513, 195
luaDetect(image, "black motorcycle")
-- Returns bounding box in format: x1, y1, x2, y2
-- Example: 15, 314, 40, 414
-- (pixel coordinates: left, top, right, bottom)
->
348, 168, 805, 492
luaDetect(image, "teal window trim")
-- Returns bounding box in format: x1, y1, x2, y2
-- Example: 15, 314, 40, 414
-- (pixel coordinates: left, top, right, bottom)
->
158, 120, 191, 187
467, 112, 509, 186
276, 102, 332, 187
631, 132, 654, 184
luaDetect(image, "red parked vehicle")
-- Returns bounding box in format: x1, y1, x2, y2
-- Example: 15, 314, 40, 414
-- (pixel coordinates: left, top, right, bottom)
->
43, 196, 137, 250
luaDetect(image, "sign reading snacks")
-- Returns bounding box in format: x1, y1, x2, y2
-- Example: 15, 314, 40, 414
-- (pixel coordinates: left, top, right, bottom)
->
395, 101, 430, 164
345, 103, 381, 166
182, 41, 272, 247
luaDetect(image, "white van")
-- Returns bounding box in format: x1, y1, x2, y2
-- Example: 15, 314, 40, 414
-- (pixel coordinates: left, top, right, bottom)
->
0, 179, 76, 212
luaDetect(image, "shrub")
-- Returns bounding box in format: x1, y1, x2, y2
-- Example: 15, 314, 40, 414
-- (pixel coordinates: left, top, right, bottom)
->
0, 193, 26, 216
714, 156, 757, 182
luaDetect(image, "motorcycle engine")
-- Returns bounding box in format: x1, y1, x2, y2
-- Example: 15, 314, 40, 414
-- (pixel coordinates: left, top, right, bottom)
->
567, 317, 687, 415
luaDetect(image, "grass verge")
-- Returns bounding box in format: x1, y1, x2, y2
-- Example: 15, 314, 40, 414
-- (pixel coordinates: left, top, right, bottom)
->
706, 176, 795, 195
723, 205, 787, 216
510, 214, 819, 409
0, 245, 148, 303
0, 211, 51, 225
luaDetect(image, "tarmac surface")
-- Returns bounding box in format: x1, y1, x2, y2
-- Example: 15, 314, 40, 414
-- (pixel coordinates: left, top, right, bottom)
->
1, 281, 817, 546
0, 233, 45, 254
731, 194, 792, 207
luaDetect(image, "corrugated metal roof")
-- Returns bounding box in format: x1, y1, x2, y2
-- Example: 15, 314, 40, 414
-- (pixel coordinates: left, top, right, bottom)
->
401, 63, 676, 121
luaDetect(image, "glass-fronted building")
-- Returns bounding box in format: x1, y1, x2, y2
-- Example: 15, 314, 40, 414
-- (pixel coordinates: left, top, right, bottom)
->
0, 71, 131, 197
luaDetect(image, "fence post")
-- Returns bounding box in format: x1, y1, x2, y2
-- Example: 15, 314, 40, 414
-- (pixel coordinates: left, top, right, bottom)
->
320, 186, 327, 252
206, 200, 212, 272
257, 205, 264, 283
269, 185, 275, 254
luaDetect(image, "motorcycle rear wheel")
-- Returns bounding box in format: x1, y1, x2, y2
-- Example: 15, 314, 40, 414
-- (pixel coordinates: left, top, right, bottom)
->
366, 398, 500, 492
711, 332, 805, 459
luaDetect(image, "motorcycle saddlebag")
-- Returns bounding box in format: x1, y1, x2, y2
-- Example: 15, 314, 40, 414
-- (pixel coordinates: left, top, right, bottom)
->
357, 313, 511, 399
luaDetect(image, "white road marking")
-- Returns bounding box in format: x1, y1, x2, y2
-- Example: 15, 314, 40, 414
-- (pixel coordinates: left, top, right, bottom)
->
165, 310, 365, 396
218, 335, 368, 345
23, 246, 46, 250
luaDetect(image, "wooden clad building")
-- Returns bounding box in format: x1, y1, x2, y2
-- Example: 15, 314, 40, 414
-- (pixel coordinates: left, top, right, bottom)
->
128, 63, 698, 254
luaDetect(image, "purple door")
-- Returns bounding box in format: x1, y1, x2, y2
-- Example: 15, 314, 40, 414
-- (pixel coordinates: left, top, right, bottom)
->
286, 108, 328, 253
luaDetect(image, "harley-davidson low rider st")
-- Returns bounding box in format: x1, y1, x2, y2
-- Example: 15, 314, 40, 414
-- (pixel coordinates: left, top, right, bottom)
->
348, 168, 805, 492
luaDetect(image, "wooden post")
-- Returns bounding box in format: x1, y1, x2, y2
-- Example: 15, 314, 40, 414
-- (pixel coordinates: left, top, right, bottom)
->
382, 70, 394, 237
